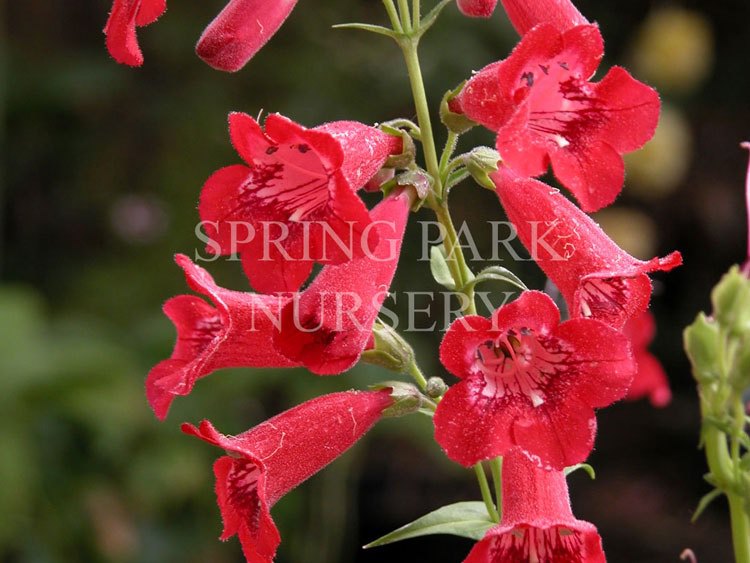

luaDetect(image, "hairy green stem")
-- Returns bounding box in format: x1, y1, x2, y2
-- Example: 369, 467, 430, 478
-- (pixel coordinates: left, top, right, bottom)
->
490, 457, 503, 521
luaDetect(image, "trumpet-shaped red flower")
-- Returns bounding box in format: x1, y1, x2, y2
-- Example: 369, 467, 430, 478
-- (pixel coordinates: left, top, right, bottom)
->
197, 0, 298, 72
274, 189, 411, 375
464, 448, 606, 562
146, 254, 298, 420
498, 0, 587, 35
457, 23, 660, 212
199, 112, 400, 294
457, 0, 499, 18
623, 311, 672, 407
182, 390, 392, 563
434, 291, 634, 469
104, 0, 166, 66
492, 168, 682, 329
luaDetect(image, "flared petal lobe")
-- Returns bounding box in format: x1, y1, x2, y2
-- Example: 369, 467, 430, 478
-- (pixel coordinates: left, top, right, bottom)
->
491, 168, 682, 329
197, 0, 298, 72
434, 291, 634, 469
104, 0, 167, 66
458, 24, 660, 211
199, 113, 398, 293
464, 449, 606, 562
146, 254, 297, 420
273, 189, 411, 375
182, 390, 392, 563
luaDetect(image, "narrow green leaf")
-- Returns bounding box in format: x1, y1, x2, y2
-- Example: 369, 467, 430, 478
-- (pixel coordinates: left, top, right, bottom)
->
419, 0, 454, 35
692, 488, 723, 522
464, 266, 528, 293
332, 23, 397, 39
364, 501, 494, 548
430, 245, 456, 290
564, 463, 596, 480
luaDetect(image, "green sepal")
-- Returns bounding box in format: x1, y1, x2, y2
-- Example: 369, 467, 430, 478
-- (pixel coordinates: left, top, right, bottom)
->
360, 321, 415, 374
382, 127, 417, 169
691, 488, 722, 522
370, 381, 430, 418
332, 22, 397, 39
430, 245, 456, 290
463, 147, 501, 190
684, 313, 721, 384
440, 82, 476, 134
363, 501, 495, 548
711, 265, 750, 337
463, 266, 528, 293
395, 169, 431, 210
564, 463, 596, 480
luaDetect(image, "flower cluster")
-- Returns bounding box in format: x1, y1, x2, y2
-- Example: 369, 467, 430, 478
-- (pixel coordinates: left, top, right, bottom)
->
105, 0, 684, 560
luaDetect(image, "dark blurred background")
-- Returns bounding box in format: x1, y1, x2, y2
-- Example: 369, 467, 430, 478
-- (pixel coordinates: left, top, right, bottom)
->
2, 1, 749, 561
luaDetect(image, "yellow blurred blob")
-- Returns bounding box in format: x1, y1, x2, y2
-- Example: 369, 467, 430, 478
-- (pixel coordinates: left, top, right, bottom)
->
630, 7, 714, 93
593, 207, 657, 260
625, 104, 692, 199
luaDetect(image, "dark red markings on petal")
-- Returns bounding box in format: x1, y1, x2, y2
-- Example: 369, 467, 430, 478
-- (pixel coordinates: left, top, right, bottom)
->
473, 330, 573, 409
490, 525, 587, 562
226, 459, 264, 534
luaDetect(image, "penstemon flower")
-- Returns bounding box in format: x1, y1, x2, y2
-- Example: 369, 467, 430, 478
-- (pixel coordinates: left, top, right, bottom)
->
434, 290, 634, 469
199, 112, 400, 294
104, 0, 166, 66
182, 390, 393, 563
196, 0, 298, 72
456, 23, 660, 211
623, 311, 672, 407
463, 448, 606, 562
274, 189, 412, 375
146, 254, 298, 420
491, 167, 682, 329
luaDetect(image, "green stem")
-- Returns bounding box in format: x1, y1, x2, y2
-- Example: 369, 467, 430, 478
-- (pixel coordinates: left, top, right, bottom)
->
490, 457, 503, 521
383, 0, 403, 33
728, 494, 750, 563
412, 0, 421, 30
398, 32, 476, 315
407, 361, 428, 391
474, 463, 500, 523
397, 0, 413, 32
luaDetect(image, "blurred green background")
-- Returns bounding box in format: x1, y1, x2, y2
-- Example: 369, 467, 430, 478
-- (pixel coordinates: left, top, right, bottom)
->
2, 0, 750, 561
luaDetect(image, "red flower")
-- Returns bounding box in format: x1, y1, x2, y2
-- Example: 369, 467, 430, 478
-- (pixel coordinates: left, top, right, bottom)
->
104, 0, 166, 66
457, 0, 499, 18
273, 189, 411, 375
457, 23, 660, 212
197, 0, 298, 72
146, 254, 298, 421
498, 0, 587, 35
464, 448, 606, 562
434, 291, 634, 469
623, 311, 672, 407
492, 168, 682, 329
199, 112, 400, 294
182, 390, 392, 563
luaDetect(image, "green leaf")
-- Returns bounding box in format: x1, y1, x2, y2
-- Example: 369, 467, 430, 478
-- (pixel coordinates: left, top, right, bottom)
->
692, 488, 722, 522
332, 23, 397, 39
464, 266, 528, 293
564, 463, 596, 480
364, 501, 494, 548
430, 245, 456, 290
